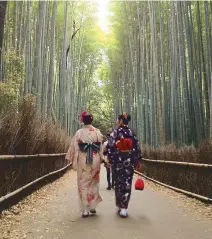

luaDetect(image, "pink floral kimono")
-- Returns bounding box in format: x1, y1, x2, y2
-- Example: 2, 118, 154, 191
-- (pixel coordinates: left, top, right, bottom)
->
66, 125, 103, 212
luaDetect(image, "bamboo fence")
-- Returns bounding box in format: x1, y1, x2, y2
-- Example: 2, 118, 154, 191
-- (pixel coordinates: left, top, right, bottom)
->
142, 158, 212, 168
0, 153, 69, 200
141, 158, 212, 200
135, 170, 212, 203
1, 154, 211, 208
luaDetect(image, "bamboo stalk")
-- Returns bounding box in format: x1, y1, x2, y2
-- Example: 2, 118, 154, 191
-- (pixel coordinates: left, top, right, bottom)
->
134, 170, 212, 203
0, 162, 72, 204
0, 153, 66, 160
143, 158, 212, 168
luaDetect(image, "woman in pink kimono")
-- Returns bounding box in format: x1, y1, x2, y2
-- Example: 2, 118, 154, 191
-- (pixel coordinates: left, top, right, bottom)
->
66, 112, 103, 218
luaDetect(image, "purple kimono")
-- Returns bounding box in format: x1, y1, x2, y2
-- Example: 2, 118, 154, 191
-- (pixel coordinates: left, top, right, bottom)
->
104, 125, 142, 209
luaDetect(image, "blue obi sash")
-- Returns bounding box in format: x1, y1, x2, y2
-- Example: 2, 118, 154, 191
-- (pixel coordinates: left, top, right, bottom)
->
78, 142, 101, 164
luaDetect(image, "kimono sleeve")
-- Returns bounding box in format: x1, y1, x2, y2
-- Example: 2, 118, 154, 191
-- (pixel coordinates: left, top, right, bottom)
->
96, 129, 105, 162
133, 135, 143, 165
65, 131, 80, 171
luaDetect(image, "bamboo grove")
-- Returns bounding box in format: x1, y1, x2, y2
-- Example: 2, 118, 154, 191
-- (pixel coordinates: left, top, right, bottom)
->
1, 1, 212, 150
107, 1, 212, 147
0, 1, 103, 136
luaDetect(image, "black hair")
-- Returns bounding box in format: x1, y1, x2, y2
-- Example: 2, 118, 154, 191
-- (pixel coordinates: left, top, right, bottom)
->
118, 113, 131, 125
82, 114, 93, 125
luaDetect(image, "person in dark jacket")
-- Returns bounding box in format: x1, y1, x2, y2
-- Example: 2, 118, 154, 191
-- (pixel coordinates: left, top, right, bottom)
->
102, 133, 114, 190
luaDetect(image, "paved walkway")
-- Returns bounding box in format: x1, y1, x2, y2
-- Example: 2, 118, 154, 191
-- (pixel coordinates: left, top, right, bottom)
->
1, 167, 212, 239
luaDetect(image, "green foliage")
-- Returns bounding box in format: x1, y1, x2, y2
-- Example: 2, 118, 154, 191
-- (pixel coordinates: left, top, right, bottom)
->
0, 51, 24, 112
86, 63, 114, 135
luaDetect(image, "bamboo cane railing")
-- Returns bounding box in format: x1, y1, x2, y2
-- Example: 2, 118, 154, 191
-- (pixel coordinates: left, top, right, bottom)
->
0, 153, 69, 202
0, 162, 71, 204
135, 171, 212, 203
0, 153, 66, 160
141, 158, 212, 201
1, 154, 211, 208
142, 158, 212, 168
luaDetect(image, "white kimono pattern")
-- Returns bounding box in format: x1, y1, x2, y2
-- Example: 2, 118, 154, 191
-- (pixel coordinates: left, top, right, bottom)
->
66, 125, 103, 212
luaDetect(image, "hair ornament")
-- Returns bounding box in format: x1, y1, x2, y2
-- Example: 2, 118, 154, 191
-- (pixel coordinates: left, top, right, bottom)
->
80, 111, 87, 121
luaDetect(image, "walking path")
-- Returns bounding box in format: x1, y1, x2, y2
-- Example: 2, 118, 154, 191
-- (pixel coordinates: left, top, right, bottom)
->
1, 167, 212, 239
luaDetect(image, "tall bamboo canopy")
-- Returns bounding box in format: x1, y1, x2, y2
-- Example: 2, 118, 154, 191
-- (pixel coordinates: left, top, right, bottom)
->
0, 1, 212, 148
107, 1, 212, 147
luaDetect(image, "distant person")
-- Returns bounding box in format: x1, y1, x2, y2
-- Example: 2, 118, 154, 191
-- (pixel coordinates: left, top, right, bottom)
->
66, 112, 103, 218
104, 112, 142, 218
102, 133, 114, 190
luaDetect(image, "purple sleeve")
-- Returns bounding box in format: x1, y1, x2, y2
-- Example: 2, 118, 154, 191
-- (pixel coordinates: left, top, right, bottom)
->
133, 135, 143, 164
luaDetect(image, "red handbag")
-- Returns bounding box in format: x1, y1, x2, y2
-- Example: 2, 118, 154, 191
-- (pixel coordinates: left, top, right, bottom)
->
135, 176, 144, 191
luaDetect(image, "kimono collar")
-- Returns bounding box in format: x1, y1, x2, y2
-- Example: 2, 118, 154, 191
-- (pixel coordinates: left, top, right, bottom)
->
83, 124, 93, 129
120, 125, 128, 128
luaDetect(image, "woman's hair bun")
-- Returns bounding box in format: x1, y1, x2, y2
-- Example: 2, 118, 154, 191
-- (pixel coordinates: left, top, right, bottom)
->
127, 114, 131, 121
80, 111, 93, 125
118, 112, 131, 124
123, 112, 131, 121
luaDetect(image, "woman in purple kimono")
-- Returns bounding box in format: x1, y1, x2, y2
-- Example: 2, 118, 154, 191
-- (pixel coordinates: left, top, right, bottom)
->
104, 113, 142, 218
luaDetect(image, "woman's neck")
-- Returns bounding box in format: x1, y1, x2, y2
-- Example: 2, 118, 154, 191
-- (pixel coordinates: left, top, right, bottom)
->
83, 124, 92, 128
